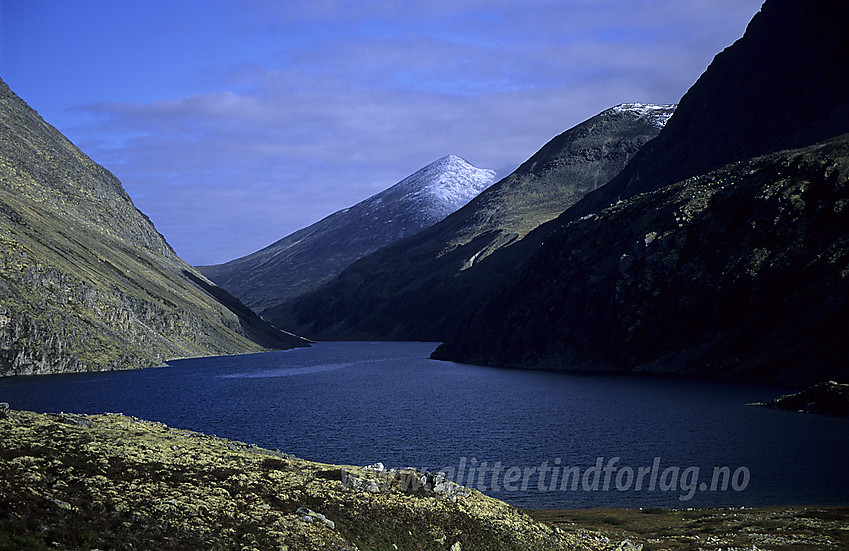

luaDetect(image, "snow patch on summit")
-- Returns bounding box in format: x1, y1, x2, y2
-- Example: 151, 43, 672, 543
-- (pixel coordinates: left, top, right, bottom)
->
611, 103, 676, 128
408, 155, 497, 218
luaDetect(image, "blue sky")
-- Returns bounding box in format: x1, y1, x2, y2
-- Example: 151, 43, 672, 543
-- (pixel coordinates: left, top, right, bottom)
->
1, 0, 763, 265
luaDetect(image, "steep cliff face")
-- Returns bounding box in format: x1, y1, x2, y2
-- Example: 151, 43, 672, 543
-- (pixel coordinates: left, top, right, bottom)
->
433, 0, 849, 385
265, 104, 673, 340
0, 78, 309, 376
199, 155, 496, 313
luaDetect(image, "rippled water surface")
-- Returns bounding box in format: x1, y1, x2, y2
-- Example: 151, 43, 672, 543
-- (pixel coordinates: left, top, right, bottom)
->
2, 341, 847, 509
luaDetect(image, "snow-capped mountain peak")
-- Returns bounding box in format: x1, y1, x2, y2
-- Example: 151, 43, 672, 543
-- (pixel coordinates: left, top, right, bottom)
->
366, 155, 497, 221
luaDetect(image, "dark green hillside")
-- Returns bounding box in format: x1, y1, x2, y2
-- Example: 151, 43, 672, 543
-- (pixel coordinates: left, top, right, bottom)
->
568, 0, 849, 219
0, 77, 308, 376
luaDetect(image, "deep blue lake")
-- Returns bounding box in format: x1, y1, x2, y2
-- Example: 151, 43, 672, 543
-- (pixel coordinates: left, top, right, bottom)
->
1, 341, 847, 509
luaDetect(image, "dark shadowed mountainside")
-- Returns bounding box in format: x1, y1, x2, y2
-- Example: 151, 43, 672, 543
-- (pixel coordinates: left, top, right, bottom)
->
0, 77, 309, 376
433, 0, 849, 385
567, 0, 849, 220
199, 155, 495, 313
434, 136, 849, 385
267, 104, 674, 339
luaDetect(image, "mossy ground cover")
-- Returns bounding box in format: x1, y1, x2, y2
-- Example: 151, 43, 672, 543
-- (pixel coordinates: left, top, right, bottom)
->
0, 409, 609, 551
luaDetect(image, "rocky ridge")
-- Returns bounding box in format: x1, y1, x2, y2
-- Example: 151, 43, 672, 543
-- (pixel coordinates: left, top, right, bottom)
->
441, 104, 675, 268
434, 135, 849, 384
568, 0, 849, 221
748, 381, 849, 417
433, 0, 849, 385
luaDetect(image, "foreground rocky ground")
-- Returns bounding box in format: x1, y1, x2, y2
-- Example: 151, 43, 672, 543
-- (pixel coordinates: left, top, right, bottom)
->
1, 407, 847, 550
0, 408, 609, 550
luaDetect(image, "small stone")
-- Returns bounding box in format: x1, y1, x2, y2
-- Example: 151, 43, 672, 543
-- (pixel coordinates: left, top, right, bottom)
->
614, 540, 643, 551
450, 542, 462, 551
644, 231, 658, 246
619, 253, 634, 273
365, 479, 381, 493
0, 403, 9, 419
51, 498, 72, 510
56, 413, 91, 428
295, 507, 335, 529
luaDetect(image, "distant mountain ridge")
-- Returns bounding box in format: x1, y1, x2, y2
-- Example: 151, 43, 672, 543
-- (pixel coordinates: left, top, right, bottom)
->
266, 103, 674, 339
199, 155, 495, 313
442, 103, 675, 268
0, 77, 308, 376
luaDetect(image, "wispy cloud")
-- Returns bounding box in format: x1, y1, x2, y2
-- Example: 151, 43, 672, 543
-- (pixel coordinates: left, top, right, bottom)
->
64, 0, 762, 264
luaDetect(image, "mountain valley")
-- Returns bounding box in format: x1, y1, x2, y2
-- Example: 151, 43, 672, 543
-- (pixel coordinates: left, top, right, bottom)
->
266, 103, 674, 340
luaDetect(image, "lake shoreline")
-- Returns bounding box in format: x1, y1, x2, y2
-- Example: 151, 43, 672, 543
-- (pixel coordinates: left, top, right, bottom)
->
0, 408, 609, 550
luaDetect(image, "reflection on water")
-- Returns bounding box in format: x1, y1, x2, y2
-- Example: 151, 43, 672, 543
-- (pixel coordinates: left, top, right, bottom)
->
219, 362, 354, 378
